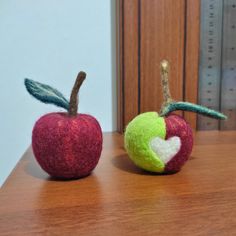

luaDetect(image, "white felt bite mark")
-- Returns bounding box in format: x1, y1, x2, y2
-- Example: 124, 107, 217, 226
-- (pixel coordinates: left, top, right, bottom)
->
150, 136, 181, 164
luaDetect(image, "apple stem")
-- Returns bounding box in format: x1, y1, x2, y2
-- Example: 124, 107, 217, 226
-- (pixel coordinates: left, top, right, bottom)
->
160, 60, 173, 115
68, 71, 86, 116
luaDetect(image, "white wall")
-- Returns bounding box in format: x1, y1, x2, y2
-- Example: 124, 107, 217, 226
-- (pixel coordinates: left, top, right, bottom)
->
0, 0, 116, 186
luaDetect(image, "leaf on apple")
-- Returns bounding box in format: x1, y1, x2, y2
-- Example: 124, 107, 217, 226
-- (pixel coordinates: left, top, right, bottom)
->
161, 101, 227, 120
24, 78, 69, 110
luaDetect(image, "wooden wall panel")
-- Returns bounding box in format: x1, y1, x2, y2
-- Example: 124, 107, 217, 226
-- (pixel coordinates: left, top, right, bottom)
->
184, 0, 200, 130
117, 0, 123, 132
117, 0, 139, 132
140, 0, 185, 113
117, 0, 200, 132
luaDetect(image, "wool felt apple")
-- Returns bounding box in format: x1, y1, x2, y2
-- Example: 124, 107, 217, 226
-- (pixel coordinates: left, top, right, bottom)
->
25, 72, 103, 179
125, 60, 227, 174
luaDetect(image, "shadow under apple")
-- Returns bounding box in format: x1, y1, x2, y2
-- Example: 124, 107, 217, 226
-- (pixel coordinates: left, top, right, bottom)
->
24, 147, 94, 182
112, 153, 179, 176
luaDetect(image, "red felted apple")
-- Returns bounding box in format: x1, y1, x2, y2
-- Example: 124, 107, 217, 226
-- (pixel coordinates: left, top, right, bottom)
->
25, 72, 103, 179
125, 60, 227, 174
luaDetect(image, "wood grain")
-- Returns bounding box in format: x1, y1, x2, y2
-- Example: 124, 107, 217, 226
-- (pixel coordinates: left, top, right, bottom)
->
140, 0, 185, 113
117, 0, 123, 132
123, 0, 139, 128
117, 0, 139, 132
1, 131, 236, 235
117, 0, 200, 130
184, 0, 200, 129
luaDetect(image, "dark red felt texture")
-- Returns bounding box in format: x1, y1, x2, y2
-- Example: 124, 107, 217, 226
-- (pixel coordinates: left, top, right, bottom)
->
32, 112, 103, 179
164, 114, 193, 173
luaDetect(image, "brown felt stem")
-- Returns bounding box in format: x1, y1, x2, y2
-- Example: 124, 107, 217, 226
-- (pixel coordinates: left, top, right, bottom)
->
68, 71, 86, 116
159, 60, 173, 115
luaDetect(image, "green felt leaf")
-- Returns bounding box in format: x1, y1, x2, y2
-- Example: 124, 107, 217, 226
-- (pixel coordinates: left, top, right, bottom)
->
24, 78, 69, 110
161, 101, 227, 120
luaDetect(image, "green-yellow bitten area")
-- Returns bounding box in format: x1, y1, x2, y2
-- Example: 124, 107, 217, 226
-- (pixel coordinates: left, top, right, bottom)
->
124, 112, 166, 173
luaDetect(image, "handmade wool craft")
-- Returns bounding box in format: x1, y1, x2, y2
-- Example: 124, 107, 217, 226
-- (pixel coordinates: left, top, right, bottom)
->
125, 60, 227, 173
25, 72, 103, 179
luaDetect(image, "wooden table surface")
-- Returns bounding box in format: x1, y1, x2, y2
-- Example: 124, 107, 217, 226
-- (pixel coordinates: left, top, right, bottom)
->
0, 131, 236, 236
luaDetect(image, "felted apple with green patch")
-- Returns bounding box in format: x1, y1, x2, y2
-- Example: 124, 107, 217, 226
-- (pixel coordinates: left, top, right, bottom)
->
125, 60, 227, 174
25, 72, 103, 179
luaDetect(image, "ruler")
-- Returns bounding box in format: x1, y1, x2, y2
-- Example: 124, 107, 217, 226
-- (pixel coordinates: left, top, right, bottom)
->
198, 0, 223, 130
220, 0, 236, 130
198, 0, 236, 130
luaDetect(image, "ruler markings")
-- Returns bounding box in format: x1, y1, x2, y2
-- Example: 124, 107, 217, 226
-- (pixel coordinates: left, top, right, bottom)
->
198, 0, 223, 130
220, 0, 236, 130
